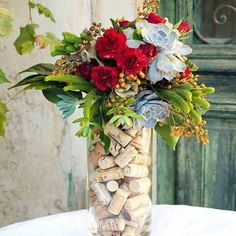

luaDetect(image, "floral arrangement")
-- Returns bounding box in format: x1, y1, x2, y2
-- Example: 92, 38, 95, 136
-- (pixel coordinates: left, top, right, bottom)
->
11, 2, 214, 151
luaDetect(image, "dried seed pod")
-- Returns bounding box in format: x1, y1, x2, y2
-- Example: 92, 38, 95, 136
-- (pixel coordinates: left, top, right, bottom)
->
90, 182, 112, 205
123, 164, 149, 178
108, 188, 129, 215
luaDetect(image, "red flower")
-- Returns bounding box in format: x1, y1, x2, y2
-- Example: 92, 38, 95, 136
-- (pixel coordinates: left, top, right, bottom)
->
119, 20, 130, 28
139, 43, 159, 60
181, 67, 191, 79
147, 13, 166, 24
91, 66, 119, 91
96, 29, 127, 60
117, 48, 148, 75
75, 61, 98, 80
177, 21, 191, 33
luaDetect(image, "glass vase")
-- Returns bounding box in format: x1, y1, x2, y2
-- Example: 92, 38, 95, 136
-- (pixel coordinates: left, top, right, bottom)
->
88, 125, 152, 236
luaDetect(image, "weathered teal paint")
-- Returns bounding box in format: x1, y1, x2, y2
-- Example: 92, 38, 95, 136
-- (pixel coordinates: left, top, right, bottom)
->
67, 172, 73, 209
157, 0, 236, 210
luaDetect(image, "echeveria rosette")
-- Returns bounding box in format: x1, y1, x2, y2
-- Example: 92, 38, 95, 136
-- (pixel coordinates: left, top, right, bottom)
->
132, 90, 170, 128
136, 21, 192, 83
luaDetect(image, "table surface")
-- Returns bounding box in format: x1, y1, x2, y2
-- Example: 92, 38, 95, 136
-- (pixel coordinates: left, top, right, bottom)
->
0, 205, 236, 236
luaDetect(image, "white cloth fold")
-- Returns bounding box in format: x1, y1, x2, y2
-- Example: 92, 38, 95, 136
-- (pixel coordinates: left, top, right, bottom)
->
0, 205, 236, 236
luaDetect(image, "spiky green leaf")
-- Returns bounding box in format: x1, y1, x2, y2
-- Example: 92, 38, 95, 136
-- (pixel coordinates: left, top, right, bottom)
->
0, 69, 10, 84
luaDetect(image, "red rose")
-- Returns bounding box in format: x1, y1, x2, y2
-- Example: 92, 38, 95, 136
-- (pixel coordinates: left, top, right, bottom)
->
117, 48, 148, 75
75, 61, 98, 80
119, 20, 130, 28
147, 13, 166, 24
96, 29, 127, 60
91, 66, 119, 91
177, 21, 191, 33
139, 43, 159, 60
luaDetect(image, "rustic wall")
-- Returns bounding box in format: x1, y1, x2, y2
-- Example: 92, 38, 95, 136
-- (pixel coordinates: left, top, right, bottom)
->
0, 0, 139, 227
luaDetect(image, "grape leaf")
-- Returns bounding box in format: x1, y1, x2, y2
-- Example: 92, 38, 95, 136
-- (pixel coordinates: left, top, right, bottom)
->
36, 32, 61, 52
0, 69, 10, 84
0, 100, 9, 137
14, 24, 39, 55
155, 124, 179, 151
29, 2, 55, 23
0, 8, 13, 37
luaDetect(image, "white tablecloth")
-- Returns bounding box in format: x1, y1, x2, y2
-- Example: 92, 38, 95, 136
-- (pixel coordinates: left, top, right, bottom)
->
0, 205, 236, 236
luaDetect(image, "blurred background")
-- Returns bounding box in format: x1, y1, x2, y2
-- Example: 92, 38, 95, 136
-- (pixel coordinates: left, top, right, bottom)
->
0, 0, 235, 228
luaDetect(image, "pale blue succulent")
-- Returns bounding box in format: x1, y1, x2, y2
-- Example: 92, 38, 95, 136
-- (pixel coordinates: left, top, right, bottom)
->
132, 90, 169, 128
135, 20, 192, 83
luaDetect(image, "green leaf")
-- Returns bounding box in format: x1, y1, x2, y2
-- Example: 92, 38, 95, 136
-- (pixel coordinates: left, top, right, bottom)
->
24, 81, 54, 90
108, 115, 123, 124
14, 24, 39, 55
0, 99, 9, 137
19, 63, 55, 75
100, 131, 111, 153
42, 88, 82, 104
0, 69, 10, 84
110, 18, 120, 30
155, 124, 179, 151
0, 8, 13, 37
46, 75, 96, 92
9, 75, 45, 89
84, 90, 97, 121
29, 2, 55, 23
36, 33, 61, 53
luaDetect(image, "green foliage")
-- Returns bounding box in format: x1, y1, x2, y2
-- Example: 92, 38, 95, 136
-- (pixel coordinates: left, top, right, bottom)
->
0, 8, 13, 37
14, 24, 38, 55
155, 124, 179, 151
0, 100, 9, 137
46, 74, 96, 92
29, 1, 55, 23
19, 63, 55, 75
99, 131, 111, 153
37, 33, 61, 53
0, 69, 10, 84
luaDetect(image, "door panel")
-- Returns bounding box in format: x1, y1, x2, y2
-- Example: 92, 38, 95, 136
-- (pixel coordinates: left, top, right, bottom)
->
157, 0, 236, 210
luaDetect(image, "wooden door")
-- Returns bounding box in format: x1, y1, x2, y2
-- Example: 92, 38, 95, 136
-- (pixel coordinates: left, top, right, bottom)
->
156, 0, 236, 210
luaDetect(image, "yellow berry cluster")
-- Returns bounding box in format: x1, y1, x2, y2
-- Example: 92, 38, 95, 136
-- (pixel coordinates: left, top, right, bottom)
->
116, 72, 146, 89
53, 58, 76, 75
137, 0, 160, 18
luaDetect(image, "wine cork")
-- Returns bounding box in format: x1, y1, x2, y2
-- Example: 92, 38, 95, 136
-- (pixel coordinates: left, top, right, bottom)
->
131, 128, 151, 153
95, 142, 107, 156
106, 181, 119, 192
125, 127, 138, 137
131, 154, 151, 166
105, 124, 132, 147
101, 231, 122, 236
126, 205, 150, 221
108, 188, 129, 215
109, 137, 122, 157
124, 194, 151, 211
95, 167, 124, 182
123, 164, 149, 178
125, 220, 139, 229
129, 177, 151, 193
94, 200, 112, 219
122, 226, 136, 236
98, 218, 126, 231
115, 145, 138, 168
90, 182, 112, 205
98, 156, 116, 169
88, 150, 101, 168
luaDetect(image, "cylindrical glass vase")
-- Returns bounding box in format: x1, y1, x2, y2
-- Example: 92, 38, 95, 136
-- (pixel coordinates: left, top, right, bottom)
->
88, 125, 152, 236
